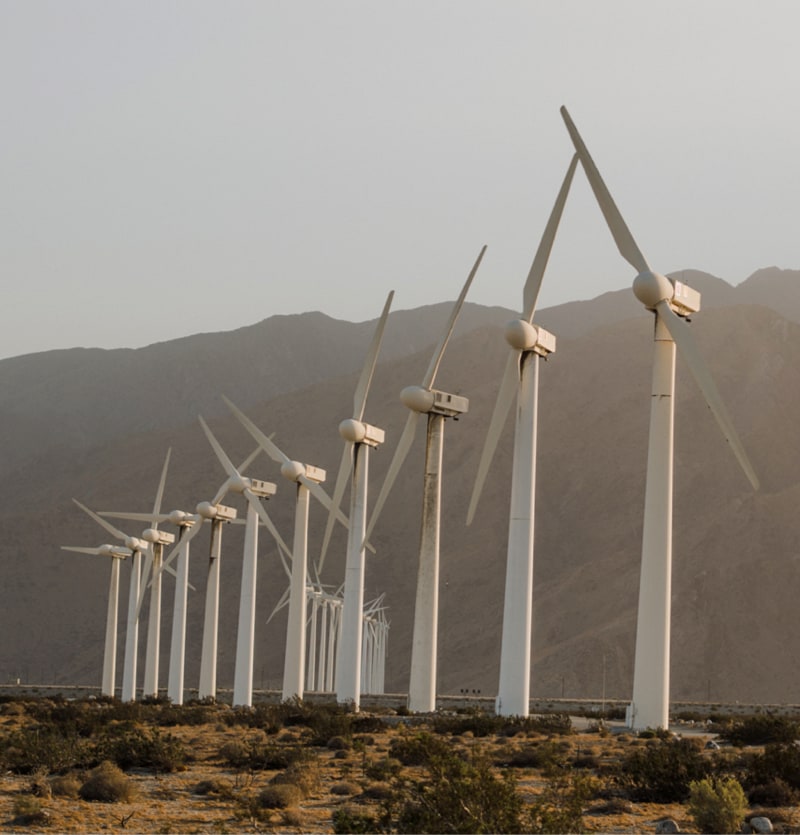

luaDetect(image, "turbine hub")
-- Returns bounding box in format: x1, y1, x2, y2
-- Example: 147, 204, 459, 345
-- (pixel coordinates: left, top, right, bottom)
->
400, 385, 435, 414
168, 509, 189, 525
229, 474, 250, 494
98, 544, 115, 557
142, 528, 160, 543
196, 501, 217, 519
281, 460, 306, 482
124, 536, 143, 551
504, 319, 539, 350
339, 418, 367, 444
632, 271, 673, 310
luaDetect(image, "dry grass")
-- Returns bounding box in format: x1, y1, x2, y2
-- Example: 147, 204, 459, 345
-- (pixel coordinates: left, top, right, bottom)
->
0, 699, 794, 833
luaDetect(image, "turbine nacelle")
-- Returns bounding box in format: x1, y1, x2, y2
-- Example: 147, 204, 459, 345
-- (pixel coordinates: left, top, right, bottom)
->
228, 474, 277, 499
339, 418, 385, 448
504, 320, 557, 357
166, 509, 195, 527
142, 528, 176, 546
401, 385, 469, 417
98, 544, 131, 559
280, 460, 325, 484
632, 272, 702, 317
124, 536, 146, 552
196, 501, 237, 521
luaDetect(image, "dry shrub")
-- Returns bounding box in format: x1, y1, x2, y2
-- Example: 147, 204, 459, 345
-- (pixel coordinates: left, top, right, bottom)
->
79, 760, 136, 802
269, 758, 320, 798
13, 794, 50, 825
194, 777, 233, 798
331, 780, 361, 796
50, 772, 82, 799
258, 783, 302, 809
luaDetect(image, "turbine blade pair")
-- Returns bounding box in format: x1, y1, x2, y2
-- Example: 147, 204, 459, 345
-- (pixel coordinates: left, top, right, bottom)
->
560, 106, 759, 490
467, 154, 578, 524
366, 245, 487, 545
318, 290, 394, 573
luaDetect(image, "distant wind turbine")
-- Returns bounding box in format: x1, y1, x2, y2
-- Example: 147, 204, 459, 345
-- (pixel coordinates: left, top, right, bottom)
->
322, 291, 394, 709
560, 105, 759, 730
467, 154, 578, 717
365, 246, 486, 712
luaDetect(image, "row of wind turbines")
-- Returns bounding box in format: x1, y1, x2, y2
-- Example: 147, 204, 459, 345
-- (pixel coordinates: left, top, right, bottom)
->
62, 108, 759, 729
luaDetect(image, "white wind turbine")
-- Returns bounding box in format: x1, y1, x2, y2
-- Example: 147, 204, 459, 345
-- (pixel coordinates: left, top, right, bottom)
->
199, 416, 293, 708
60, 542, 132, 696
222, 396, 355, 702
72, 500, 151, 702
467, 154, 578, 718
364, 246, 486, 712
560, 106, 759, 730
321, 291, 394, 709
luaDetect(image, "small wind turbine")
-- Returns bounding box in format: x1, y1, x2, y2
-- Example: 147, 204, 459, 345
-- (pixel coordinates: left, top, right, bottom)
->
72, 500, 151, 702
365, 246, 486, 712
467, 154, 578, 717
61, 542, 132, 696
222, 396, 353, 702
322, 291, 394, 709
560, 106, 759, 730
199, 416, 292, 707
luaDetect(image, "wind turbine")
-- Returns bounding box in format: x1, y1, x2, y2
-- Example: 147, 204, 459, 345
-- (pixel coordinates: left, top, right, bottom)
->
365, 245, 486, 712
222, 396, 354, 702
560, 106, 759, 730
61, 542, 132, 696
95, 450, 175, 699
72, 500, 150, 702
198, 416, 292, 707
322, 291, 394, 709
467, 154, 578, 717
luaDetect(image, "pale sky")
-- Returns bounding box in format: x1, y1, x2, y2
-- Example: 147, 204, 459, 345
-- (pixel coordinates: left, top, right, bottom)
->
2, 1, 798, 360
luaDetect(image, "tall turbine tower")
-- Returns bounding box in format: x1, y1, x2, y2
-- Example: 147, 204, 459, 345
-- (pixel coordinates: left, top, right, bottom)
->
222, 396, 352, 702
560, 106, 759, 730
199, 417, 291, 707
61, 543, 132, 696
365, 246, 486, 712
322, 291, 394, 710
467, 155, 578, 717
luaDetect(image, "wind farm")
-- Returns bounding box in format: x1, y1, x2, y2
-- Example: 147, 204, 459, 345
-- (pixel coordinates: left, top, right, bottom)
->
1, 108, 798, 735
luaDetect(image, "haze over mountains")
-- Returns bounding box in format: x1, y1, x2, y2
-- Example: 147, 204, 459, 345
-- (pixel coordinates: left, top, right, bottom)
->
2, 266, 799, 706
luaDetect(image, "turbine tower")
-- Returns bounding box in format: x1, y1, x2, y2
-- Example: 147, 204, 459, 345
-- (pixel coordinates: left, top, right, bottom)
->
560, 106, 759, 730
199, 417, 291, 708
61, 543, 132, 696
467, 154, 578, 717
322, 291, 394, 710
365, 245, 486, 712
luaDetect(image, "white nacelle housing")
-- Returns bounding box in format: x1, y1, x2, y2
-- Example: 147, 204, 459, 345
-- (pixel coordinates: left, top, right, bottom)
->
670, 279, 701, 317
143, 528, 176, 546
196, 501, 237, 521
248, 478, 277, 499
339, 418, 385, 448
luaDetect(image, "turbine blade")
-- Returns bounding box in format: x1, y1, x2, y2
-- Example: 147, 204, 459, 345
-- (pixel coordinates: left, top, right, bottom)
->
560, 106, 651, 275
72, 499, 129, 542
152, 448, 171, 524
365, 410, 422, 545
466, 350, 521, 525
423, 245, 487, 388
199, 416, 240, 481
522, 154, 578, 321
267, 585, 291, 623
245, 490, 293, 579
353, 290, 394, 421
318, 443, 353, 574
238, 446, 263, 474
655, 301, 760, 490
61, 546, 102, 555
99, 511, 171, 524
222, 396, 290, 467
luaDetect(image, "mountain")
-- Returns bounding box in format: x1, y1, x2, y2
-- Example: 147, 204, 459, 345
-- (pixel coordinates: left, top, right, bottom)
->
2, 267, 799, 706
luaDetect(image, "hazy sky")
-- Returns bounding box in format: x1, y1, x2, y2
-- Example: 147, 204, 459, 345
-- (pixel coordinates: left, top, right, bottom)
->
2, 1, 798, 360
